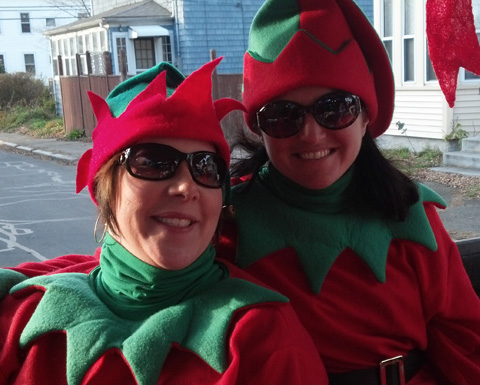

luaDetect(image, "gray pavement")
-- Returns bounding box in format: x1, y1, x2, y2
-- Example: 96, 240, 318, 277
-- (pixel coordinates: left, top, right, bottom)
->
0, 132, 91, 164
1, 131, 479, 245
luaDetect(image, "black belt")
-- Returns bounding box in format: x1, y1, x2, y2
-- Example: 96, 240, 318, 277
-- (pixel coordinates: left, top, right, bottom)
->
328, 349, 425, 385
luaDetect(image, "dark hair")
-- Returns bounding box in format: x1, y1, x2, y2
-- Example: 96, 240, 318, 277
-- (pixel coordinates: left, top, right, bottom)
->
230, 130, 419, 222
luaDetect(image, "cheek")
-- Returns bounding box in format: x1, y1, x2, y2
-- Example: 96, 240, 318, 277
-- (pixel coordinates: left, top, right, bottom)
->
205, 191, 223, 221
115, 178, 147, 226
263, 136, 290, 165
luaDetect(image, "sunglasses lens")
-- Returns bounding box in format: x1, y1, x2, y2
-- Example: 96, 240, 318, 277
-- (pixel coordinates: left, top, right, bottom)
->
313, 93, 360, 130
191, 153, 227, 188
256, 101, 303, 138
124, 144, 226, 188
126, 144, 178, 180
256, 92, 361, 138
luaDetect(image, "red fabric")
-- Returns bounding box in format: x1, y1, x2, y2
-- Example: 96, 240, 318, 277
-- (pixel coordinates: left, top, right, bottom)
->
426, 0, 480, 107
224, 203, 480, 384
0, 263, 327, 385
8, 249, 101, 277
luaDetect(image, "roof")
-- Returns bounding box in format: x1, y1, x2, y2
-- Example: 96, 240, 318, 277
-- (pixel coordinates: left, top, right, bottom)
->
44, 0, 172, 35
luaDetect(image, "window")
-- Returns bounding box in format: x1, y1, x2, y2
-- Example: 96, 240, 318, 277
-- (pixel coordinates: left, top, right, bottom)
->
403, 0, 415, 82
134, 38, 155, 72
69, 37, 75, 56
465, 0, 480, 80
24, 54, 35, 74
85, 34, 91, 52
116, 37, 128, 73
77, 35, 84, 54
381, 0, 393, 64
100, 30, 107, 52
161, 36, 172, 63
21, 13, 31, 33
425, 41, 437, 81
46, 18, 56, 27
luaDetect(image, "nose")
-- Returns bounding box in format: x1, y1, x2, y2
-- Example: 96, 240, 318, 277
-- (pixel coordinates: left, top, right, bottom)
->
167, 161, 200, 200
297, 113, 327, 143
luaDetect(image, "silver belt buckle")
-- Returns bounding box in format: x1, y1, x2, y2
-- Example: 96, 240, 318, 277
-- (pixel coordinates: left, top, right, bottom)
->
379, 355, 406, 385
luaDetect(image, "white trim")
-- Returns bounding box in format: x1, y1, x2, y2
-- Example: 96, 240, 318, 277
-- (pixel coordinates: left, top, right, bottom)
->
128, 25, 169, 39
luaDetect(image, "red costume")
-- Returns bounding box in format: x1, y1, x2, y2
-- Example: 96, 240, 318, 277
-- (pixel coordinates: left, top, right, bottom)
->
219, 165, 480, 384
0, 238, 327, 385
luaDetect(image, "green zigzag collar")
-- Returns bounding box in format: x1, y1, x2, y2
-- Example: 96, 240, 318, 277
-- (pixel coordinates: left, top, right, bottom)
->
10, 273, 287, 385
231, 166, 446, 293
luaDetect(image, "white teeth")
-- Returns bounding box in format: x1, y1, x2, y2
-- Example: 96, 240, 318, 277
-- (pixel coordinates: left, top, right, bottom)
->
299, 150, 330, 160
158, 218, 192, 227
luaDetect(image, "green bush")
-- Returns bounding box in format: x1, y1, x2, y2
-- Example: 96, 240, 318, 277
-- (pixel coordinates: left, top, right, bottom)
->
0, 72, 60, 136
0, 72, 49, 108
66, 129, 85, 141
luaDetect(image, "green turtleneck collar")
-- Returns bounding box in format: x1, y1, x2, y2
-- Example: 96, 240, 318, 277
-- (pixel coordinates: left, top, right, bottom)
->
90, 233, 227, 320
231, 164, 446, 293
259, 163, 355, 213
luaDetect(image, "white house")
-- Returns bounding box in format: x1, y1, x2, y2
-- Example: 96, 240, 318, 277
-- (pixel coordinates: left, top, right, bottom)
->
373, 0, 480, 151
0, 0, 90, 83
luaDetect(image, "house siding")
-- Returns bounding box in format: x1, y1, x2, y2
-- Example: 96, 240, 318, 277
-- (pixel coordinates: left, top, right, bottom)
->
454, 87, 480, 135
0, 0, 81, 83
168, 0, 255, 75
386, 88, 446, 139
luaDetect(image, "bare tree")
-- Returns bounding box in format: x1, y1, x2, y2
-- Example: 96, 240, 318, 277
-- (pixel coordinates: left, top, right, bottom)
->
44, 0, 92, 18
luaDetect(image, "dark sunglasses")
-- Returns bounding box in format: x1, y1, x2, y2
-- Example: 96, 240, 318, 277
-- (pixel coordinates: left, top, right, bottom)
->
119, 143, 227, 189
254, 92, 362, 138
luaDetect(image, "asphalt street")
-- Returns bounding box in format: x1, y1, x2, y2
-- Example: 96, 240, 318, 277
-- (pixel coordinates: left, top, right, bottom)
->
0, 146, 98, 267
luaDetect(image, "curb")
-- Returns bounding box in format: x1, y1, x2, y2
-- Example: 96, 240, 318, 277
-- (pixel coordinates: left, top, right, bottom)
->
0, 139, 78, 164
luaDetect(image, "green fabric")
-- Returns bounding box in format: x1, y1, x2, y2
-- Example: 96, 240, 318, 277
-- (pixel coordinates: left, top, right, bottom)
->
11, 272, 287, 385
90, 233, 227, 320
1, 269, 28, 297
247, 0, 351, 63
106, 62, 185, 117
231, 164, 446, 293
248, 0, 300, 63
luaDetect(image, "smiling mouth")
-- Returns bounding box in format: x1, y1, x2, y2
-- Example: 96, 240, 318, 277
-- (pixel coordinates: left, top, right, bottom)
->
157, 218, 193, 228
298, 149, 331, 160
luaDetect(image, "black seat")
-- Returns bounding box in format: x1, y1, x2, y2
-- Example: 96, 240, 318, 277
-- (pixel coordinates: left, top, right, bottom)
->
457, 238, 480, 297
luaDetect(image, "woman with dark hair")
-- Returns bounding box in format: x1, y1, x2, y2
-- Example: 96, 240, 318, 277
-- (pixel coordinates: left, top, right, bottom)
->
0, 58, 327, 385
218, 0, 480, 384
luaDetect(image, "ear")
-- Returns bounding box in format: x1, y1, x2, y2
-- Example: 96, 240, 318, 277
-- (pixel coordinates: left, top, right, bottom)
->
361, 110, 369, 137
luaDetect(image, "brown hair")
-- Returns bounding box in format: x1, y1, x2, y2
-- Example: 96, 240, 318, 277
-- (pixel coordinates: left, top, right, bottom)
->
93, 152, 123, 236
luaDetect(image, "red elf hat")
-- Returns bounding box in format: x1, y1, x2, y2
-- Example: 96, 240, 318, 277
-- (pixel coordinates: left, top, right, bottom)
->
243, 0, 394, 138
76, 57, 245, 204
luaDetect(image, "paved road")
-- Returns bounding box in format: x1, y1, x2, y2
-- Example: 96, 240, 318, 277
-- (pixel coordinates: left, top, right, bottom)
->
0, 148, 98, 267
